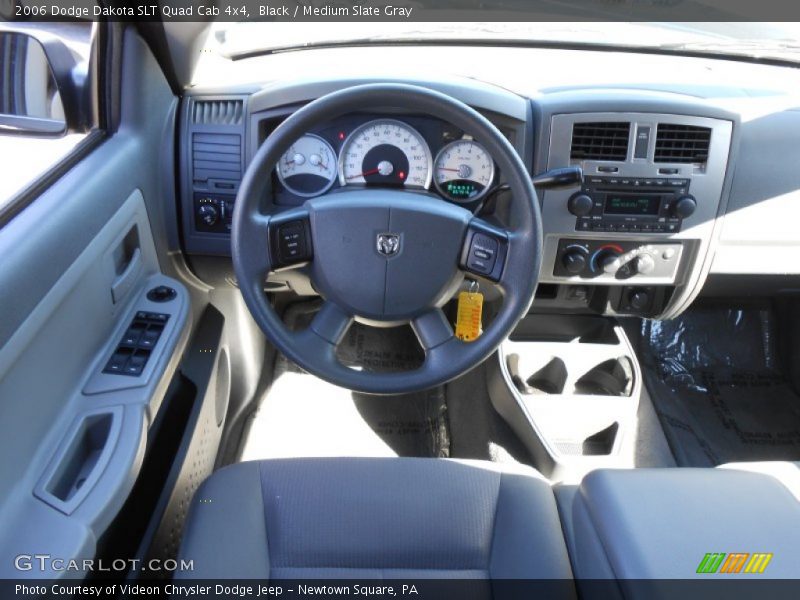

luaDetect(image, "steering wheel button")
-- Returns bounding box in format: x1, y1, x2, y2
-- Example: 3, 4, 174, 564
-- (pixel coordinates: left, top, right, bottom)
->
275, 221, 310, 265
467, 233, 498, 274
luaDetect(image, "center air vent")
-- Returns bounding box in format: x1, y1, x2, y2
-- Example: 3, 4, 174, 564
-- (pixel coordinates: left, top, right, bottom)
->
654, 124, 711, 163
192, 99, 243, 126
570, 122, 631, 161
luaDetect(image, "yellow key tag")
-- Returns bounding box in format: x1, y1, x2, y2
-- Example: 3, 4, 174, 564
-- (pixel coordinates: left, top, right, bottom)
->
455, 291, 484, 342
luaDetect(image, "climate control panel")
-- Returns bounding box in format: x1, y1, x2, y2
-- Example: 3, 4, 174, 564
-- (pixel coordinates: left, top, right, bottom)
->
554, 239, 683, 281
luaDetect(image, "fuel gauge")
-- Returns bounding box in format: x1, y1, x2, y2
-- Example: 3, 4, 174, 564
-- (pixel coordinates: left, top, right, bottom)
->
277, 134, 337, 197
433, 140, 495, 203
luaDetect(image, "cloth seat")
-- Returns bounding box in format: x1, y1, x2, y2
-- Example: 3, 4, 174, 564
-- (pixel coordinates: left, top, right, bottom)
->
177, 457, 574, 593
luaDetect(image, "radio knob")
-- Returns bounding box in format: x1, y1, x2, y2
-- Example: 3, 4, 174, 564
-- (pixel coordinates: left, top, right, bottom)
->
633, 253, 656, 275
562, 249, 587, 275
567, 193, 594, 217
198, 203, 219, 227
671, 195, 697, 218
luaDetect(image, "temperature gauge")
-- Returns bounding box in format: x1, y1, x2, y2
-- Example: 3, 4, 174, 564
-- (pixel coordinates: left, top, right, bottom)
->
433, 140, 495, 203
276, 134, 337, 197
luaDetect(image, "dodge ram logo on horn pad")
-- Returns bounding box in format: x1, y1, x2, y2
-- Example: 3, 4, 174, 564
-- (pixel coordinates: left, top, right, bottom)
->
376, 233, 401, 257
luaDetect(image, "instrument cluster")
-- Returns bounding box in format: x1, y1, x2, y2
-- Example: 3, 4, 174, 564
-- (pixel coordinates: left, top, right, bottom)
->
267, 115, 498, 206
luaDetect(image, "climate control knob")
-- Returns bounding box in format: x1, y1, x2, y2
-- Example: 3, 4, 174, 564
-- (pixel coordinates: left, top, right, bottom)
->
598, 252, 622, 274
671, 195, 697, 218
633, 253, 656, 275
198, 203, 219, 227
567, 193, 594, 217
561, 249, 587, 275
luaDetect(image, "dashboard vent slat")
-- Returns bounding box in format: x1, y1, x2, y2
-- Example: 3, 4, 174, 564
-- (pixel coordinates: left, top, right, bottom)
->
192, 99, 244, 126
570, 122, 630, 161
192, 133, 241, 182
655, 124, 711, 163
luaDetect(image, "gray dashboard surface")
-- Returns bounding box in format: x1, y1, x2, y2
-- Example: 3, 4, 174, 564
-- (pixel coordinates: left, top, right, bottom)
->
185, 44, 800, 295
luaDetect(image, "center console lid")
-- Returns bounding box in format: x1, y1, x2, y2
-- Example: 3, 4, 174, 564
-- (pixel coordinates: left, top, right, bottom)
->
557, 465, 800, 588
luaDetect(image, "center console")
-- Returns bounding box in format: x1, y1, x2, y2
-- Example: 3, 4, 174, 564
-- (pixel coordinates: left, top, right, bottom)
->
488, 314, 642, 482
537, 110, 733, 319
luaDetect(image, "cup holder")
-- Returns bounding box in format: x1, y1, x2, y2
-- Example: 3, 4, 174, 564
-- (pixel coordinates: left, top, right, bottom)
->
507, 355, 568, 395
582, 422, 619, 455
574, 357, 634, 397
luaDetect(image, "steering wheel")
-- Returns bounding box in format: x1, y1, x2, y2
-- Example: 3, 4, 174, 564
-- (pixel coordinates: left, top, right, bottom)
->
232, 83, 541, 394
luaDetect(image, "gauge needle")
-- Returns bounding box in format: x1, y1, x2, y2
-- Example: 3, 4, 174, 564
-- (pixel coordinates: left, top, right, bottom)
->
437, 168, 460, 172
346, 168, 380, 179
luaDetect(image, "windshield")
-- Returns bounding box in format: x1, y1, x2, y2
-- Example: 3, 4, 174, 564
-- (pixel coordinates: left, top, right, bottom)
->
209, 22, 800, 63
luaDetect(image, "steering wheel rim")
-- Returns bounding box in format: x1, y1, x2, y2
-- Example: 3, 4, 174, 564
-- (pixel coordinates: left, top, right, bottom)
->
232, 83, 542, 394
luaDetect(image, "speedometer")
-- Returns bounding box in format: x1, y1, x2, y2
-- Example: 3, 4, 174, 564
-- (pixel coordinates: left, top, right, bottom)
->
338, 119, 432, 189
433, 140, 495, 203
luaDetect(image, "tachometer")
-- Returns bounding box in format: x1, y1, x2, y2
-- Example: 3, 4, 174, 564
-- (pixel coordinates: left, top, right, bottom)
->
338, 119, 432, 189
277, 134, 337, 197
433, 140, 495, 203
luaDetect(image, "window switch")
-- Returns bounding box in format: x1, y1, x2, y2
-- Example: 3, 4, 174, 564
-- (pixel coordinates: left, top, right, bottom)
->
104, 349, 131, 374
139, 326, 163, 348
122, 324, 145, 346
124, 352, 149, 376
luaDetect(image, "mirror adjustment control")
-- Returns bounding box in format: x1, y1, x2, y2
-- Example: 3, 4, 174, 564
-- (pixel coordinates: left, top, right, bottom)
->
147, 285, 177, 302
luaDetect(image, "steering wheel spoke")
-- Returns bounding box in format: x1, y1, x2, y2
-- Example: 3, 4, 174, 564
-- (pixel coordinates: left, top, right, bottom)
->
308, 300, 353, 345
412, 308, 455, 351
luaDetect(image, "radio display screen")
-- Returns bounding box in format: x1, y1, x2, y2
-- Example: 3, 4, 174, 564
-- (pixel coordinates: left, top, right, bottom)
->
604, 194, 661, 215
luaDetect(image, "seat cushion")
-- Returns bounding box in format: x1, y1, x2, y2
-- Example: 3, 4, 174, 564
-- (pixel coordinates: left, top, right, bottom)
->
177, 457, 573, 583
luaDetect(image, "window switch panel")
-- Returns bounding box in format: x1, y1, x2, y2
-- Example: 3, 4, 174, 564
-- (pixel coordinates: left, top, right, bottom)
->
103, 312, 169, 376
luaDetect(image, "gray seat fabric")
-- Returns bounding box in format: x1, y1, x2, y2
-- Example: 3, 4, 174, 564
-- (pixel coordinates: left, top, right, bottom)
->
177, 457, 574, 587
556, 464, 800, 586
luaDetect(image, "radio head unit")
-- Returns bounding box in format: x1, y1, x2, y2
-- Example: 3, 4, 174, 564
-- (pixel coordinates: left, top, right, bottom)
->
569, 176, 697, 234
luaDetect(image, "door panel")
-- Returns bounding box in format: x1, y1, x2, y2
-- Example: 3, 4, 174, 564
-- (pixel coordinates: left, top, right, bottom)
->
0, 30, 192, 577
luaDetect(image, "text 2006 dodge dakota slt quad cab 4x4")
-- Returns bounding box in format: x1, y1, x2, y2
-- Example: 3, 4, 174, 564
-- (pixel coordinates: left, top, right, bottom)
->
1, 5, 800, 599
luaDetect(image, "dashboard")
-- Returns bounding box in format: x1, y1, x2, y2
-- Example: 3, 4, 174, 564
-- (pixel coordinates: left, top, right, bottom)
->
262, 114, 500, 207
177, 46, 800, 320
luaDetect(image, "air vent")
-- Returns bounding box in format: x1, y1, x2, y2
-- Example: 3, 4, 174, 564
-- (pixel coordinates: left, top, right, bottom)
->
570, 122, 631, 161
655, 124, 711, 163
192, 133, 241, 182
192, 99, 243, 126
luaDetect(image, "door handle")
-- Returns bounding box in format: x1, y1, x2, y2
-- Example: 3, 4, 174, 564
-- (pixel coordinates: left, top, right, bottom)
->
111, 247, 142, 304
